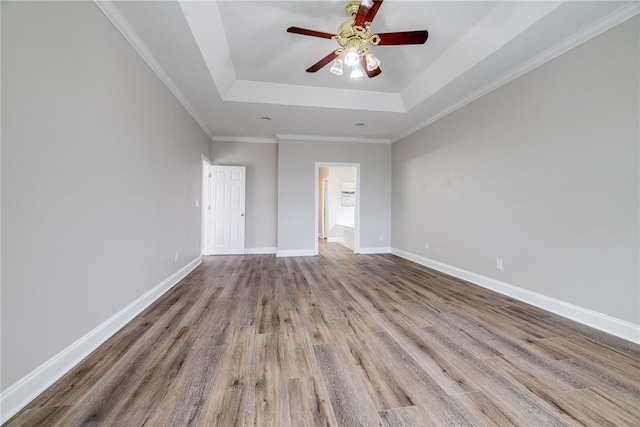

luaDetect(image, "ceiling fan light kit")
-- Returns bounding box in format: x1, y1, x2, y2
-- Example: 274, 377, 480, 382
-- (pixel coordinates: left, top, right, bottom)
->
329, 57, 344, 75
287, 0, 428, 79
363, 49, 380, 71
350, 63, 365, 79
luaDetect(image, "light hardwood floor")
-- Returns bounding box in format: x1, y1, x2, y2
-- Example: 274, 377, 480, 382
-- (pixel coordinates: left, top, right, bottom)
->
6, 241, 640, 426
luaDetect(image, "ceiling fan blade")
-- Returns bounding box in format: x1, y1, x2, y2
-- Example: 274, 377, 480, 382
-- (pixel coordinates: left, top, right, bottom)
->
306, 51, 339, 73
361, 56, 382, 78
287, 26, 335, 40
353, 0, 384, 28
377, 30, 429, 45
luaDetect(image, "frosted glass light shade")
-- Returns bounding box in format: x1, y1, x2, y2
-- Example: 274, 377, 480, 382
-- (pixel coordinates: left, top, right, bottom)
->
365, 52, 380, 71
350, 64, 364, 79
330, 58, 343, 75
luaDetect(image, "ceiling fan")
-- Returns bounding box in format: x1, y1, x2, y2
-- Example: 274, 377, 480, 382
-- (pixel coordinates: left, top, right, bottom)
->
287, 0, 428, 79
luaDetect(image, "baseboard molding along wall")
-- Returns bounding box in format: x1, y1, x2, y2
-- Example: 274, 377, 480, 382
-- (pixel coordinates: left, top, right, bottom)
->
357, 247, 391, 254
276, 247, 392, 257
276, 249, 317, 257
391, 248, 640, 344
0, 256, 202, 424
244, 247, 277, 255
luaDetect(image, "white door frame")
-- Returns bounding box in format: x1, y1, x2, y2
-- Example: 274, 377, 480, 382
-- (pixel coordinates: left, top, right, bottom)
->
314, 162, 360, 255
209, 165, 246, 255
321, 178, 329, 239
201, 155, 212, 255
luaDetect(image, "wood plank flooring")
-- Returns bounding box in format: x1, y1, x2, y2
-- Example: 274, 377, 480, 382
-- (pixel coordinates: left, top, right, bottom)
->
6, 241, 640, 426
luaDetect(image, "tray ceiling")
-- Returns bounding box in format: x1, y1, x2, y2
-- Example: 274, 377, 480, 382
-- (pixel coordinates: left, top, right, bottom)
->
104, 1, 638, 142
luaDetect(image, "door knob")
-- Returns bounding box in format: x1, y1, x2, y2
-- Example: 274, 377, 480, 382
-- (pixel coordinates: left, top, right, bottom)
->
241, 213, 244, 217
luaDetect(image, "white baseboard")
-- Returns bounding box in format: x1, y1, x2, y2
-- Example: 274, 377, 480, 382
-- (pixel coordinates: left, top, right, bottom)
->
276, 249, 317, 257
357, 247, 391, 254
390, 248, 640, 344
326, 237, 341, 243
244, 247, 277, 255
0, 256, 202, 424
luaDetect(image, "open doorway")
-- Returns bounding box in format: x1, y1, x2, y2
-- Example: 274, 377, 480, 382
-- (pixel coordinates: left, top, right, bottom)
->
315, 163, 360, 254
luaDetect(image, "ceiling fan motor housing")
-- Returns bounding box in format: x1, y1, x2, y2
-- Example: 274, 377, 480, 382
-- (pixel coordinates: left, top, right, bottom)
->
334, 1, 380, 58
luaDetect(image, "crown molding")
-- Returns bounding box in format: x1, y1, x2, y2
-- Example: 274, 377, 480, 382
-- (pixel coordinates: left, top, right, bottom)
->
212, 136, 277, 144
392, 2, 640, 143
94, 0, 213, 139
276, 134, 391, 145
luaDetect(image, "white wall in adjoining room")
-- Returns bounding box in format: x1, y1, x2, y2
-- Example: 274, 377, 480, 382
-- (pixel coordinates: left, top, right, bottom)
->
1, 0, 210, 402
391, 16, 639, 329
278, 138, 391, 255
210, 140, 278, 252
318, 167, 329, 237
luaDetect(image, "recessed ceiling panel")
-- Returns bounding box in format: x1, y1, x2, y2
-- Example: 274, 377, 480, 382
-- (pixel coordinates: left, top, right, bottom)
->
218, 1, 498, 92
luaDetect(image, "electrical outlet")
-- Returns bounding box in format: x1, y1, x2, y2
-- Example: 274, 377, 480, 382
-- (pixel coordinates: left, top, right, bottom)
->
425, 242, 429, 250
496, 259, 503, 270
175, 252, 179, 262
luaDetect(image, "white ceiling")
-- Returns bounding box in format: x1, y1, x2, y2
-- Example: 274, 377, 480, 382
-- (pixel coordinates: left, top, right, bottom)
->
104, 1, 638, 143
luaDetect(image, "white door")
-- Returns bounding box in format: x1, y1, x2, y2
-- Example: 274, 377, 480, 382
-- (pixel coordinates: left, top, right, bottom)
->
210, 165, 246, 254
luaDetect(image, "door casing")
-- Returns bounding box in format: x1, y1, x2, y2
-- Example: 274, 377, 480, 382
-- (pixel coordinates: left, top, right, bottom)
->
208, 165, 246, 255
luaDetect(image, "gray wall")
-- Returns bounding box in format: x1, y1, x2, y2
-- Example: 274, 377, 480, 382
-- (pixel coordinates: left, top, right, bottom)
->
278, 139, 391, 252
211, 140, 278, 250
392, 17, 639, 324
1, 1, 211, 390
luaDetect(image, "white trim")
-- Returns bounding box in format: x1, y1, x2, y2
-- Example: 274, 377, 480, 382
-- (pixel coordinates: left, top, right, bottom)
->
212, 136, 277, 144
0, 256, 202, 424
390, 248, 640, 344
277, 134, 391, 145
244, 247, 277, 255
93, 1, 213, 139
276, 249, 317, 258
326, 237, 341, 243
357, 247, 391, 255
392, 3, 640, 143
